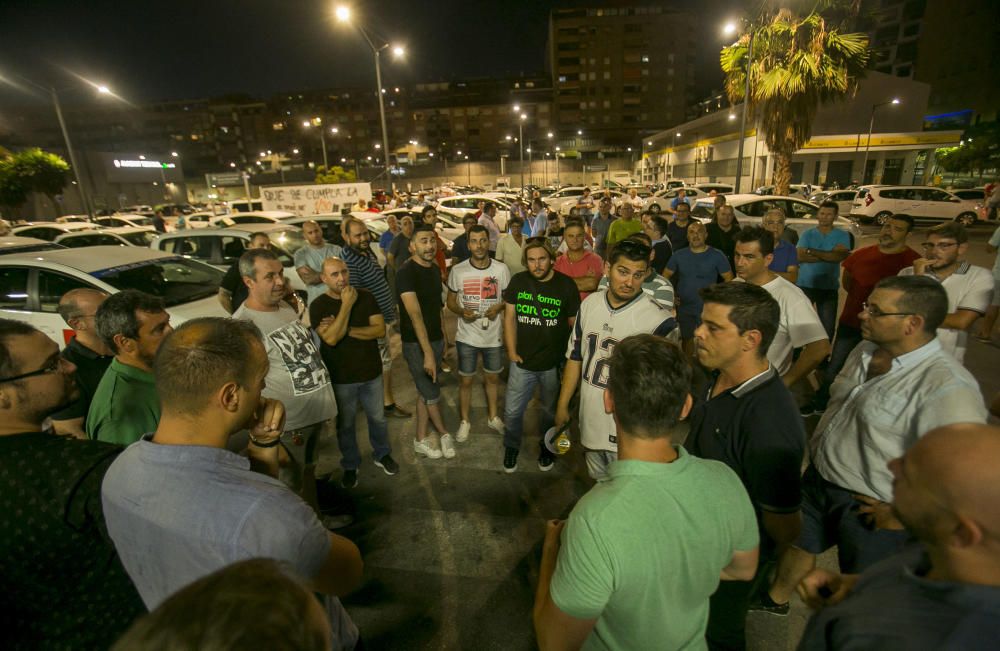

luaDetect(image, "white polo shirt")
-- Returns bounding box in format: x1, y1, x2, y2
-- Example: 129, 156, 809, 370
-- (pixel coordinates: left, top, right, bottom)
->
899, 262, 994, 363
757, 275, 829, 375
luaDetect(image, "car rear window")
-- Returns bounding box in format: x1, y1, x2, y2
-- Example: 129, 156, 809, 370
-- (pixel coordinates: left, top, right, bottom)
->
91, 257, 223, 307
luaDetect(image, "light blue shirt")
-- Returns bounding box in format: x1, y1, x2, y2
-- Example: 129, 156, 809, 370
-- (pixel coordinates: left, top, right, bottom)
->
990, 225, 1000, 279
812, 339, 987, 501
797, 227, 852, 290
294, 243, 343, 303
102, 436, 359, 649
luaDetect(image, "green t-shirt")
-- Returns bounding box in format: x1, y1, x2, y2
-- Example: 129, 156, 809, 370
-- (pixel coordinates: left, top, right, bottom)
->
550, 447, 758, 651
86, 358, 161, 446
606, 219, 644, 247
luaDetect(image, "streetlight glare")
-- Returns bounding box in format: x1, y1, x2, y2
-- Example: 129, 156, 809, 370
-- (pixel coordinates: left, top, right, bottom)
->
676, 132, 682, 137
392, 45, 405, 58
334, 5, 351, 22
170, 151, 178, 157
891, 98, 901, 104
520, 113, 527, 120
302, 120, 310, 127
512, 104, 520, 112
331, 127, 339, 133
292, 148, 299, 154
723, 22, 737, 36
547, 132, 553, 138
647, 141, 653, 146
96, 85, 111, 94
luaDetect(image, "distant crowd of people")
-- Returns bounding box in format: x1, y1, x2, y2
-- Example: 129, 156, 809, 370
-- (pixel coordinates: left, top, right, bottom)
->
3, 185, 1000, 650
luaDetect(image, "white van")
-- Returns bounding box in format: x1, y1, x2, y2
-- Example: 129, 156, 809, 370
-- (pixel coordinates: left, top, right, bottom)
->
851, 185, 979, 225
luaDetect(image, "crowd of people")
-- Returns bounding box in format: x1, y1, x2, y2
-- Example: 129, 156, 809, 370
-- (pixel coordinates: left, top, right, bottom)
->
3, 186, 1000, 651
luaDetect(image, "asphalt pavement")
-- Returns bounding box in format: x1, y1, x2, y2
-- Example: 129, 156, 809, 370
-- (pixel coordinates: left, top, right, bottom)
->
312, 221, 1000, 650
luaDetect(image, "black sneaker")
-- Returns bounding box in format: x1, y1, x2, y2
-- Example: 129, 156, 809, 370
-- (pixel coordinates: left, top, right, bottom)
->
538, 448, 555, 472
748, 592, 790, 616
374, 454, 399, 476
503, 447, 519, 473
341, 469, 358, 489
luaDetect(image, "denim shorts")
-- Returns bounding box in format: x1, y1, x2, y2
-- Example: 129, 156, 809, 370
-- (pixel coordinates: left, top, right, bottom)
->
796, 464, 910, 573
401, 339, 444, 405
456, 341, 503, 376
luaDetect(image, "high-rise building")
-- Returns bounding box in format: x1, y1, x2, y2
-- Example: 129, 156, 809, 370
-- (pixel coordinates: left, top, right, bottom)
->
547, 4, 699, 154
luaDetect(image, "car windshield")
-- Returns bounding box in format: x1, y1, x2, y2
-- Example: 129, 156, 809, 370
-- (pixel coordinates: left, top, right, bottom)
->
118, 230, 156, 246
267, 228, 309, 258
91, 256, 224, 307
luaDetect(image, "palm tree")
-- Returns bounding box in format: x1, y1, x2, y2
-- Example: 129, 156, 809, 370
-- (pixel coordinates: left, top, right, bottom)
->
721, 6, 869, 195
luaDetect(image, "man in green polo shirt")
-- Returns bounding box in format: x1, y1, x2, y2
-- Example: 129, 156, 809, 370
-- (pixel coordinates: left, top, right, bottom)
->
534, 334, 759, 650
87, 290, 172, 445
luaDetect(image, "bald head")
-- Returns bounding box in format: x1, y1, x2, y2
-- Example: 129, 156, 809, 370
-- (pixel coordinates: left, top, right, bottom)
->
57, 288, 110, 327
891, 423, 1000, 552
320, 257, 349, 294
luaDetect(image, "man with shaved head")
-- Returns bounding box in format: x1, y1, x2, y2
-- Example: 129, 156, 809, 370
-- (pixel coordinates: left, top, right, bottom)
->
797, 423, 1000, 649
101, 318, 363, 649
51, 288, 113, 438
310, 257, 396, 489
295, 220, 342, 305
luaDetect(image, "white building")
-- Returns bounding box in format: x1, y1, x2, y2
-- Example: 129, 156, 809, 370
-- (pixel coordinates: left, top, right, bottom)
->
640, 72, 961, 190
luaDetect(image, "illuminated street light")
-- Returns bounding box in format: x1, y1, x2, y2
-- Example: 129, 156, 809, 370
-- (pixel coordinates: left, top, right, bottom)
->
302, 118, 330, 169
96, 84, 111, 94
171, 151, 179, 157
292, 148, 300, 154
861, 98, 902, 183
229, 162, 236, 168
392, 45, 405, 58
334, 6, 351, 22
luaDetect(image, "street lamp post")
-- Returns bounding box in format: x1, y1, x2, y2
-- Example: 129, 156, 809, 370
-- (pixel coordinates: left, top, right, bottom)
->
724, 21, 754, 193
336, 7, 401, 192
667, 132, 680, 181
49, 87, 96, 218
862, 98, 901, 184
518, 114, 526, 191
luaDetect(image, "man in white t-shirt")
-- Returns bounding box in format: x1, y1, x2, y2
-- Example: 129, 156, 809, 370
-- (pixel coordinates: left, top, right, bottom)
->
446, 225, 511, 442
233, 249, 338, 519
555, 238, 677, 481
898, 222, 993, 363
733, 227, 830, 386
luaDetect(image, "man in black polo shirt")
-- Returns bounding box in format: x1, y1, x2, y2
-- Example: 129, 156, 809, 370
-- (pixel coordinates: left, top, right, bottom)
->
0, 319, 145, 648
686, 282, 805, 651
51, 288, 113, 439
310, 257, 397, 489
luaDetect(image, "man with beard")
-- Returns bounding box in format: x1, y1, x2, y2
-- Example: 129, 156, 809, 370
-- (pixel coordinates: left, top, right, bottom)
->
340, 217, 411, 419
501, 238, 580, 472
447, 225, 510, 443
763, 275, 987, 617
555, 239, 677, 481
0, 320, 145, 649
898, 222, 994, 363
707, 202, 740, 271
797, 424, 1000, 650
397, 224, 455, 460
387, 214, 416, 272
100, 318, 363, 650
87, 290, 173, 445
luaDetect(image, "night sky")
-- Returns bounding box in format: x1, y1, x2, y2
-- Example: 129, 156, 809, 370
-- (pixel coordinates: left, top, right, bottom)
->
0, 0, 729, 106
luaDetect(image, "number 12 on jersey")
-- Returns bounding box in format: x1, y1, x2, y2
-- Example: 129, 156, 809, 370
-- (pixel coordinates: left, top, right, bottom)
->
582, 333, 619, 389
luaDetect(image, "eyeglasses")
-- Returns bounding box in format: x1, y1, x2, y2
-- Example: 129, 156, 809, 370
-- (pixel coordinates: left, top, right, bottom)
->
861, 301, 915, 318
920, 241, 958, 250
0, 355, 69, 384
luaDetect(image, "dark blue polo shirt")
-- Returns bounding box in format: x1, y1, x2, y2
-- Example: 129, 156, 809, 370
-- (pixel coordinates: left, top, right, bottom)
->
686, 365, 805, 555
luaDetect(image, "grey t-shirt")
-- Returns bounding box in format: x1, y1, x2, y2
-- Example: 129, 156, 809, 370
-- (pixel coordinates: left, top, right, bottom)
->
101, 436, 359, 650
232, 303, 337, 430
294, 243, 343, 304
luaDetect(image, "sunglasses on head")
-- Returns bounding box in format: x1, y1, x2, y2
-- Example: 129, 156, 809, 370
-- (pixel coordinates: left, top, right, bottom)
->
614, 239, 652, 256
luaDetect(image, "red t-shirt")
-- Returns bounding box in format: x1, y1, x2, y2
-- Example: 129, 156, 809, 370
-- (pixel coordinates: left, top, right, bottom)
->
840, 245, 920, 328
554, 251, 605, 301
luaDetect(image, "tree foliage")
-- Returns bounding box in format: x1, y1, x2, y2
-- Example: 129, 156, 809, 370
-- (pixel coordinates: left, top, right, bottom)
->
934, 121, 1000, 176
721, 3, 869, 194
315, 165, 357, 184
0, 148, 71, 214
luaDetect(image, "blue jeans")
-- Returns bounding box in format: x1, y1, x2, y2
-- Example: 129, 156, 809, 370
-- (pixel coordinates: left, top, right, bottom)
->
801, 287, 839, 340
332, 377, 391, 470
456, 341, 504, 376
503, 362, 560, 451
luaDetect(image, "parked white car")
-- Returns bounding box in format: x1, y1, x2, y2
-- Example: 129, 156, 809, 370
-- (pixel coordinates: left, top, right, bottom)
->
692, 194, 862, 245
55, 227, 157, 249
94, 214, 156, 229
0, 246, 227, 347
12, 222, 100, 241
0, 236, 65, 256
643, 187, 709, 214
283, 213, 389, 267
149, 223, 309, 294
850, 185, 980, 225
436, 195, 509, 230
808, 189, 858, 217
543, 186, 623, 217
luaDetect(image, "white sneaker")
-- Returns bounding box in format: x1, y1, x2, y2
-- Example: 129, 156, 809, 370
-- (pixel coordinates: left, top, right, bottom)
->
487, 416, 505, 434
456, 420, 471, 442
414, 437, 442, 459
439, 433, 457, 459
